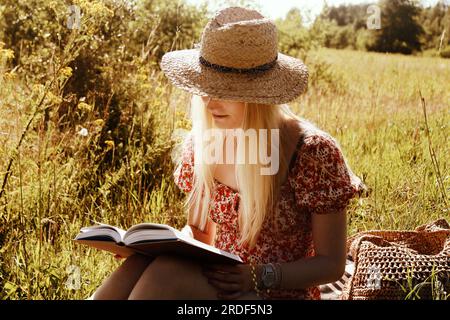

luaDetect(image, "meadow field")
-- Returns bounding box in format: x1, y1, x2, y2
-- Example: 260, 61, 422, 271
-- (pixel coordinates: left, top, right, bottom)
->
0, 44, 448, 299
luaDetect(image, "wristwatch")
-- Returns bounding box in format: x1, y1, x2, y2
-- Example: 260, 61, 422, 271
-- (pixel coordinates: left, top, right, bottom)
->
260, 263, 276, 289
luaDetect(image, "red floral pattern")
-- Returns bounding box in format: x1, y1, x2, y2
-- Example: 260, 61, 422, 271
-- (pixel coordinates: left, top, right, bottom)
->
173, 126, 365, 300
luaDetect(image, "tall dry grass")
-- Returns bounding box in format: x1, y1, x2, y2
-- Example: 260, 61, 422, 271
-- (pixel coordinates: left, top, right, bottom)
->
0, 41, 448, 299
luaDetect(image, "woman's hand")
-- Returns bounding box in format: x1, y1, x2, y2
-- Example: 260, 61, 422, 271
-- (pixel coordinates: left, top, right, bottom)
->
201, 263, 255, 299
180, 225, 194, 238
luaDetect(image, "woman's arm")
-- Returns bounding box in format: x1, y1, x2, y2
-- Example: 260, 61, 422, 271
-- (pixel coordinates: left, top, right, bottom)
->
180, 193, 217, 246
201, 208, 347, 299
181, 219, 216, 246
274, 208, 347, 289
192, 220, 216, 245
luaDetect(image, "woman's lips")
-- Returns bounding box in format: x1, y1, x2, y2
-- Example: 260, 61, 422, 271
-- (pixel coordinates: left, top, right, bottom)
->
212, 114, 228, 119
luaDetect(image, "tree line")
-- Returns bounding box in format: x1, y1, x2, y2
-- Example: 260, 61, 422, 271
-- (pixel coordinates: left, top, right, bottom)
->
312, 0, 449, 57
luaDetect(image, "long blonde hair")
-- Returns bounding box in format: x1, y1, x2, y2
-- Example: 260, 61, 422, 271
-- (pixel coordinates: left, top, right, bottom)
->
180, 94, 307, 250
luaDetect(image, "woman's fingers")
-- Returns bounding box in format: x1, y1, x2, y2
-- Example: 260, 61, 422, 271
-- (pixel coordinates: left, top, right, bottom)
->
199, 263, 248, 299
202, 264, 255, 295
204, 264, 240, 274
203, 270, 241, 283
218, 290, 244, 300
208, 279, 242, 292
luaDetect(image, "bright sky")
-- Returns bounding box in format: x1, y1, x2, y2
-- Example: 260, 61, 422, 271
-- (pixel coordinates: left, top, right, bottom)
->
186, 0, 445, 25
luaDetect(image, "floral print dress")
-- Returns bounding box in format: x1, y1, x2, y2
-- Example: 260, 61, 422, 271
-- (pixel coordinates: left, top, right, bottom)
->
173, 122, 366, 300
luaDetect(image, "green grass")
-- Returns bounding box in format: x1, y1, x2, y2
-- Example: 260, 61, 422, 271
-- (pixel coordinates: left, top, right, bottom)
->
0, 47, 448, 299
300, 48, 449, 233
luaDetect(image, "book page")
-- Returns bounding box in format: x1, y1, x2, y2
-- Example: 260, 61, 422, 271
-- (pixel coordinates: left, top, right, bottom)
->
123, 222, 180, 242
175, 230, 243, 262
79, 223, 126, 241
125, 222, 177, 233
128, 239, 243, 265
125, 228, 243, 264
73, 239, 136, 258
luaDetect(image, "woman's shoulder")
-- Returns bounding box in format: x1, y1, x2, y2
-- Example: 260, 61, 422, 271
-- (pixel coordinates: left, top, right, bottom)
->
288, 119, 368, 213
293, 119, 342, 157
288, 118, 357, 184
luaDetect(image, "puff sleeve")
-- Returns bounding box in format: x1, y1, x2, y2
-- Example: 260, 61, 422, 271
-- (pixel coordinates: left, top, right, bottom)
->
173, 133, 195, 193
290, 134, 366, 215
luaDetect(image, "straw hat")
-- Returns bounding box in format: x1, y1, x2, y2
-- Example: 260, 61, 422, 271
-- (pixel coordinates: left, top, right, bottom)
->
160, 7, 309, 105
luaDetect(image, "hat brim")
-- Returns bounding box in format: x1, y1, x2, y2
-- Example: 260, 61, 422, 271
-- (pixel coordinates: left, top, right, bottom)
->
160, 49, 308, 105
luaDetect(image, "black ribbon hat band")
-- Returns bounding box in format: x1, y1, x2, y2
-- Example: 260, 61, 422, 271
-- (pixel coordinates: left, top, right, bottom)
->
199, 55, 278, 74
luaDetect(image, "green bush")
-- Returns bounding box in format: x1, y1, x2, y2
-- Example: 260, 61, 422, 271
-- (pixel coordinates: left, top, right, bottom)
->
0, 0, 206, 299
439, 46, 450, 58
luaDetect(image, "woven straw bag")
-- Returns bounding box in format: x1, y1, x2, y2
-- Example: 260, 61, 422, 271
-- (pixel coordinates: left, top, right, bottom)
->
341, 218, 450, 300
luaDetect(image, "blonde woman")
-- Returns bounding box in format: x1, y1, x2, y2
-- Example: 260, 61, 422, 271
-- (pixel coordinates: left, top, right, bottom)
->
92, 7, 367, 300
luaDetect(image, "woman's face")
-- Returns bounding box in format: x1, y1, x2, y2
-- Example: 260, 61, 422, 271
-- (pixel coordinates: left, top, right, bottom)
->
201, 96, 245, 129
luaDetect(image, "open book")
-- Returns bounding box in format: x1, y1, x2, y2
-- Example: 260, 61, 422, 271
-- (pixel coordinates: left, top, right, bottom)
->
73, 222, 243, 265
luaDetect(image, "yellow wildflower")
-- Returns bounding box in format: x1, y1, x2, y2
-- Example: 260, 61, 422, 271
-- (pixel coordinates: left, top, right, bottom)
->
77, 102, 93, 112
60, 67, 73, 78
93, 119, 104, 126
105, 140, 115, 149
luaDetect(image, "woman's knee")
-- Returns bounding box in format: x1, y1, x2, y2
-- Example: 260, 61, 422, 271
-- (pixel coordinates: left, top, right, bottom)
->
128, 254, 215, 299
123, 253, 155, 266
136, 254, 192, 288
92, 253, 154, 300
111, 253, 155, 279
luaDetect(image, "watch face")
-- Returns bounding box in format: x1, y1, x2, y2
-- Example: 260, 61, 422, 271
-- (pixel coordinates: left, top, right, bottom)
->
262, 265, 276, 287
263, 273, 275, 287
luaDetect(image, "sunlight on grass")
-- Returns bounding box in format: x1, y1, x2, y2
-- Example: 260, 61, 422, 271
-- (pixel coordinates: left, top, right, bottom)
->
0, 42, 448, 299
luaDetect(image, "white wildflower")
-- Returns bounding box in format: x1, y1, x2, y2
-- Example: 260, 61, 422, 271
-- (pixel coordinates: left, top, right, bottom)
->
78, 127, 88, 137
